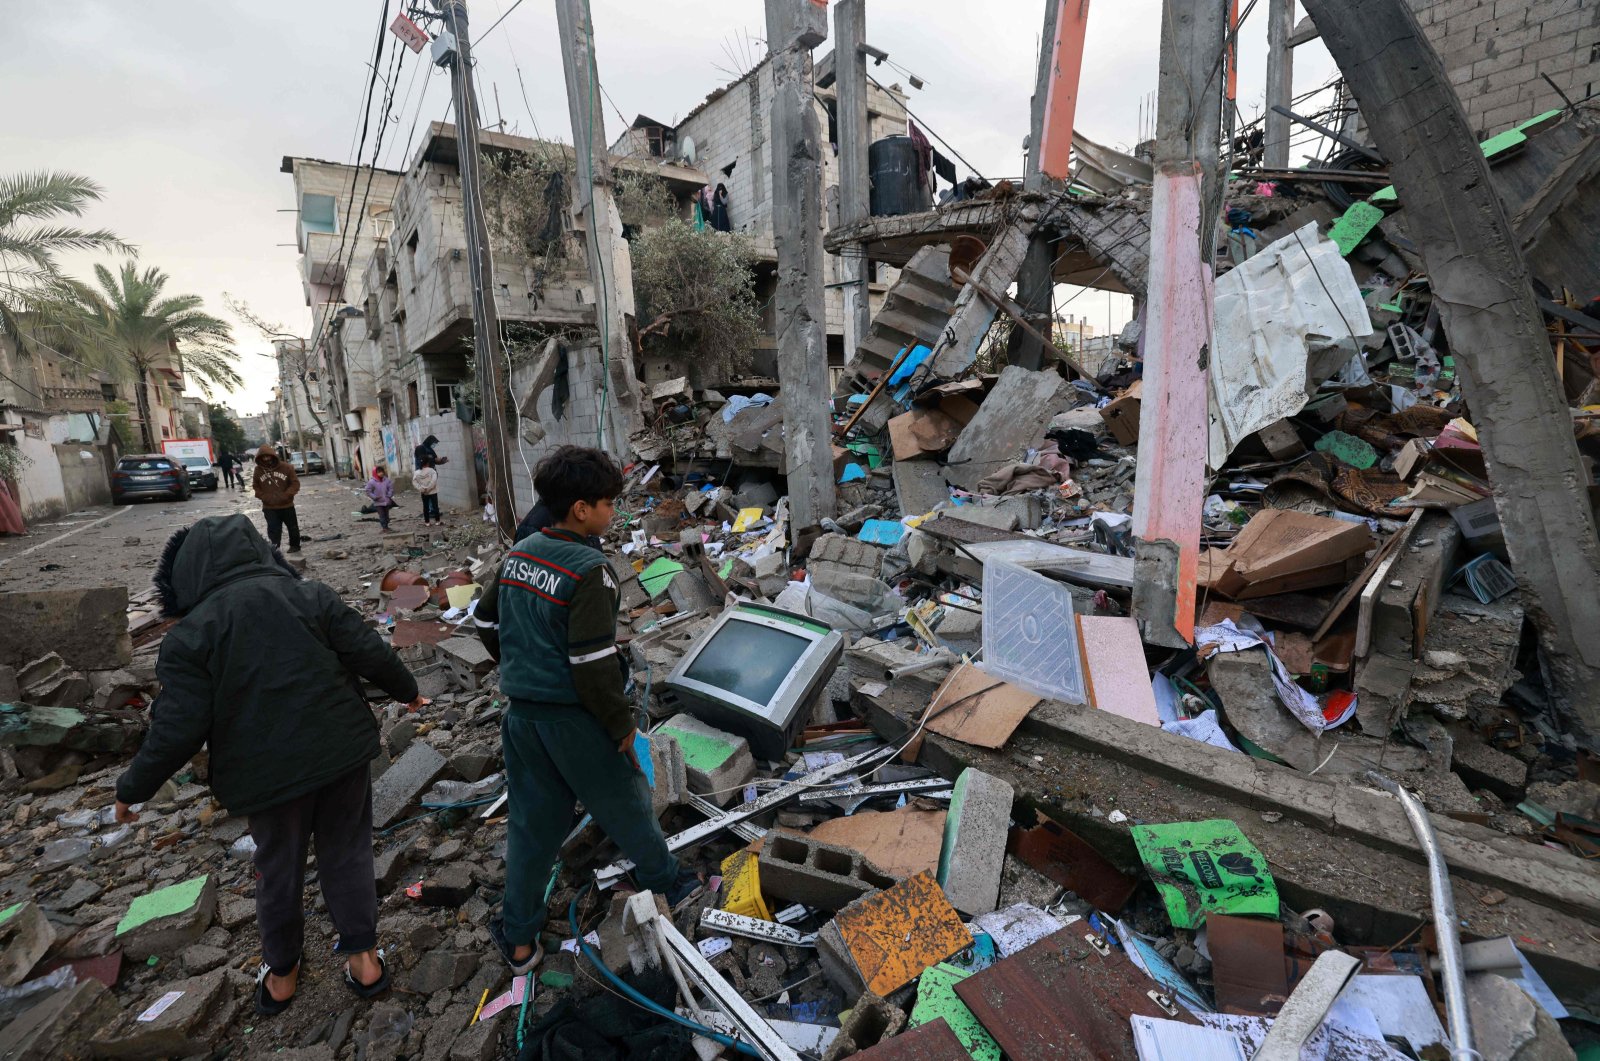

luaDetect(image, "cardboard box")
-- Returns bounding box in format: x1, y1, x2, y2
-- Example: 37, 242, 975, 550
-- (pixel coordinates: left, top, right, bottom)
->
1099, 381, 1142, 445
1203, 509, 1372, 600
887, 407, 963, 461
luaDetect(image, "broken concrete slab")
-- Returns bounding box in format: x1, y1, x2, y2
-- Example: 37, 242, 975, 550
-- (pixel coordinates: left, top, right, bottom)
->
90, 968, 231, 1060
0, 703, 142, 755
936, 769, 1013, 915
655, 714, 756, 806
408, 949, 479, 994
0, 978, 121, 1061
371, 742, 447, 827
1207, 649, 1428, 776
1412, 591, 1524, 719
820, 991, 907, 1061
644, 730, 688, 817
891, 459, 951, 519
0, 587, 131, 671
1464, 973, 1576, 1061
808, 533, 885, 584
0, 901, 57, 986
114, 874, 216, 961
945, 365, 1075, 492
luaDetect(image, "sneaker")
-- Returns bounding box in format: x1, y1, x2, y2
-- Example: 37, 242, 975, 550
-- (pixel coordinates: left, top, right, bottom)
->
489, 916, 543, 975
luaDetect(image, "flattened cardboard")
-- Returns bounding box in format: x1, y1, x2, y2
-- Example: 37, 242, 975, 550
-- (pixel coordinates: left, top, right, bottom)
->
1227, 510, 1372, 583
808, 807, 948, 879
1100, 380, 1143, 445
888, 407, 964, 461
1207, 913, 1290, 1014
920, 662, 1041, 749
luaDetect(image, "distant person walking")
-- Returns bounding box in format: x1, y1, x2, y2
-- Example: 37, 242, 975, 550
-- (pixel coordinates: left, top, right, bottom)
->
252, 445, 301, 553
219, 451, 241, 490
364, 466, 396, 533
414, 457, 441, 527
114, 515, 424, 1016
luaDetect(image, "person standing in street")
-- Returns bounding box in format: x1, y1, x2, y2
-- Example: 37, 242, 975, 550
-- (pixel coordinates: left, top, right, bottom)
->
414, 456, 441, 527
252, 445, 301, 553
413, 433, 448, 472
114, 515, 426, 1016
473, 446, 697, 974
218, 450, 240, 490
364, 466, 396, 533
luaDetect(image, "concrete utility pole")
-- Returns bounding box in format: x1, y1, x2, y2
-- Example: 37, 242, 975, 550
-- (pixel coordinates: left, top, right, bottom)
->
765, 0, 837, 535
1300, 0, 1600, 741
833, 0, 870, 369
554, 0, 645, 456
1263, 0, 1295, 168
434, 0, 518, 539
1130, 0, 1228, 648
1011, 0, 1092, 370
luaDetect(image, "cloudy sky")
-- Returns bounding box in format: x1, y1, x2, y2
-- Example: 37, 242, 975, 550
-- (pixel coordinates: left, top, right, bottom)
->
6, 1, 1335, 413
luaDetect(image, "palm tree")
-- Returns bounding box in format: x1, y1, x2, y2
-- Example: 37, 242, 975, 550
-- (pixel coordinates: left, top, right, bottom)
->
74, 263, 241, 452
0, 171, 129, 338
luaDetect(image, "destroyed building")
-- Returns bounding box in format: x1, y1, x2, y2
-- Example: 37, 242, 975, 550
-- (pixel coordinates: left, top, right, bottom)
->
6, 1, 1600, 1059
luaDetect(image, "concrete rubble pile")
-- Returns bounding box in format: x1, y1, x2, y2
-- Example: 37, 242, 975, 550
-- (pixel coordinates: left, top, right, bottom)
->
6, 87, 1600, 1061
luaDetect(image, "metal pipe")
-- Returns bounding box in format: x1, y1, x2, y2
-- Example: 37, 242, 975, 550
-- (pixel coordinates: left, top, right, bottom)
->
1367, 772, 1474, 1059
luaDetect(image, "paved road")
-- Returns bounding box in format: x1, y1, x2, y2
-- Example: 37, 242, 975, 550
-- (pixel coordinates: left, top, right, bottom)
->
0, 473, 399, 596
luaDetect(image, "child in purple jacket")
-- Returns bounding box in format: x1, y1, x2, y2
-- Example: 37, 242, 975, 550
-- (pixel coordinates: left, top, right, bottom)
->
365, 466, 396, 532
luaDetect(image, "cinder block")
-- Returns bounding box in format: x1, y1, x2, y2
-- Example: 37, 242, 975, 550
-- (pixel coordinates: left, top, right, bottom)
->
655, 714, 756, 807
937, 769, 1015, 916
759, 833, 898, 910
437, 636, 495, 692
819, 991, 907, 1061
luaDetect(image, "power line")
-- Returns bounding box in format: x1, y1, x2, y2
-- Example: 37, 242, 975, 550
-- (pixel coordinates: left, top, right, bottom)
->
476, 0, 526, 43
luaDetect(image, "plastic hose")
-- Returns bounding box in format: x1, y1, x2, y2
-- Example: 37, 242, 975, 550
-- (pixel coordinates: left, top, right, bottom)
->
567, 885, 762, 1058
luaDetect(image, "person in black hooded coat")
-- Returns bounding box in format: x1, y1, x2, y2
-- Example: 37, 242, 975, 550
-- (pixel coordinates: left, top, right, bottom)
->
114, 514, 423, 1016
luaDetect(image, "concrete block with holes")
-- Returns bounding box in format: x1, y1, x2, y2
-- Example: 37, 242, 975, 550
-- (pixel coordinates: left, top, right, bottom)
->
654, 714, 755, 807
758, 832, 900, 911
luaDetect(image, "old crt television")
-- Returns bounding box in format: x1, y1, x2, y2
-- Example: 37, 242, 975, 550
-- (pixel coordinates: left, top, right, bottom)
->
660, 602, 845, 760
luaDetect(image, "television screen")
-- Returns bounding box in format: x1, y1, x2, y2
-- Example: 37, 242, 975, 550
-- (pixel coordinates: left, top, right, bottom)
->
681, 619, 813, 708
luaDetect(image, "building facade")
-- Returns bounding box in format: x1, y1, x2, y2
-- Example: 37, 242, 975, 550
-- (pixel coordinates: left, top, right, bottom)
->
0, 334, 120, 520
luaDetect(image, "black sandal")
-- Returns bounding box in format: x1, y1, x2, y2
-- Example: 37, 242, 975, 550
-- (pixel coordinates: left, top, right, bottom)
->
342, 948, 391, 999
254, 962, 298, 1016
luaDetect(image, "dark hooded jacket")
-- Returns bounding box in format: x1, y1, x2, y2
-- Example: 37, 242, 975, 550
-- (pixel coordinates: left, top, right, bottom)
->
116, 514, 418, 815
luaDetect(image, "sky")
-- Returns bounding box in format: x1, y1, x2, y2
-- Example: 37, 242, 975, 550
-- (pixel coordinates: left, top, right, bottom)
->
5, 0, 1336, 414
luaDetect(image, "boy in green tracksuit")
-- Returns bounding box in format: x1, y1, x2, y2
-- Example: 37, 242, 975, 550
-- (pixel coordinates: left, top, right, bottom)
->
474, 446, 690, 973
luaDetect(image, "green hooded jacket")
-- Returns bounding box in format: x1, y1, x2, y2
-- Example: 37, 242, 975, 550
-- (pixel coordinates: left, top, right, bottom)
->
116, 514, 418, 815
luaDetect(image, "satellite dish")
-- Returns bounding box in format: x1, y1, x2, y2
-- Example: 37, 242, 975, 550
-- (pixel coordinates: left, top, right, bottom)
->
679, 135, 697, 166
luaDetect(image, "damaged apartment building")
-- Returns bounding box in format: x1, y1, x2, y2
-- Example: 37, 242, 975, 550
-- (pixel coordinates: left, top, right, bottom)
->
280, 49, 922, 512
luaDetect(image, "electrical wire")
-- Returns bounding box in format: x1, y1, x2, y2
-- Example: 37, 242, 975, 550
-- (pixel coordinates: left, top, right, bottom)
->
568, 885, 762, 1057
475, 0, 526, 43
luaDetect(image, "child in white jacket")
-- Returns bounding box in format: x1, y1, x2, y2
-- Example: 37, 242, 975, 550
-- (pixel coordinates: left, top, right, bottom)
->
414, 458, 441, 526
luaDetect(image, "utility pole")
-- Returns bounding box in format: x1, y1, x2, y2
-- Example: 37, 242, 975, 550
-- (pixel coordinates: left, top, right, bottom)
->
834, 0, 870, 370
274, 341, 308, 456
765, 0, 836, 536
1130, 0, 1227, 648
433, 0, 517, 538
554, 0, 645, 456
1011, 0, 1092, 370
1263, 0, 1295, 168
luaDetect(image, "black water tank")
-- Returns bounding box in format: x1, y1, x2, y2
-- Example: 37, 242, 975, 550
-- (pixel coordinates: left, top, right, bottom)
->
868, 136, 930, 217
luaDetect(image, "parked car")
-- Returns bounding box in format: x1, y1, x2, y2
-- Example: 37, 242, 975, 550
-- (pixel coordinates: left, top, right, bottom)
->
291, 450, 327, 475
174, 455, 219, 492
111, 455, 191, 504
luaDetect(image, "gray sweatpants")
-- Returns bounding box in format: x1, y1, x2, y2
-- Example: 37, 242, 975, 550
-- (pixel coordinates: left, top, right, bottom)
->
248, 764, 378, 973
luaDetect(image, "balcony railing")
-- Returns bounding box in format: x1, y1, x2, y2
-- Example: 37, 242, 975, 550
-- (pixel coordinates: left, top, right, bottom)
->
42, 386, 107, 413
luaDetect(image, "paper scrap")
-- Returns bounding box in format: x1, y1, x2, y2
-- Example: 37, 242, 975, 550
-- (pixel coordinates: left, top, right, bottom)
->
477, 976, 532, 1021
136, 990, 184, 1023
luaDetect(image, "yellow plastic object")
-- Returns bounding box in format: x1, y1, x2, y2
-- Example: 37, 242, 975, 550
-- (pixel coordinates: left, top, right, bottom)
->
732, 507, 765, 533
719, 849, 773, 921
446, 582, 481, 610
